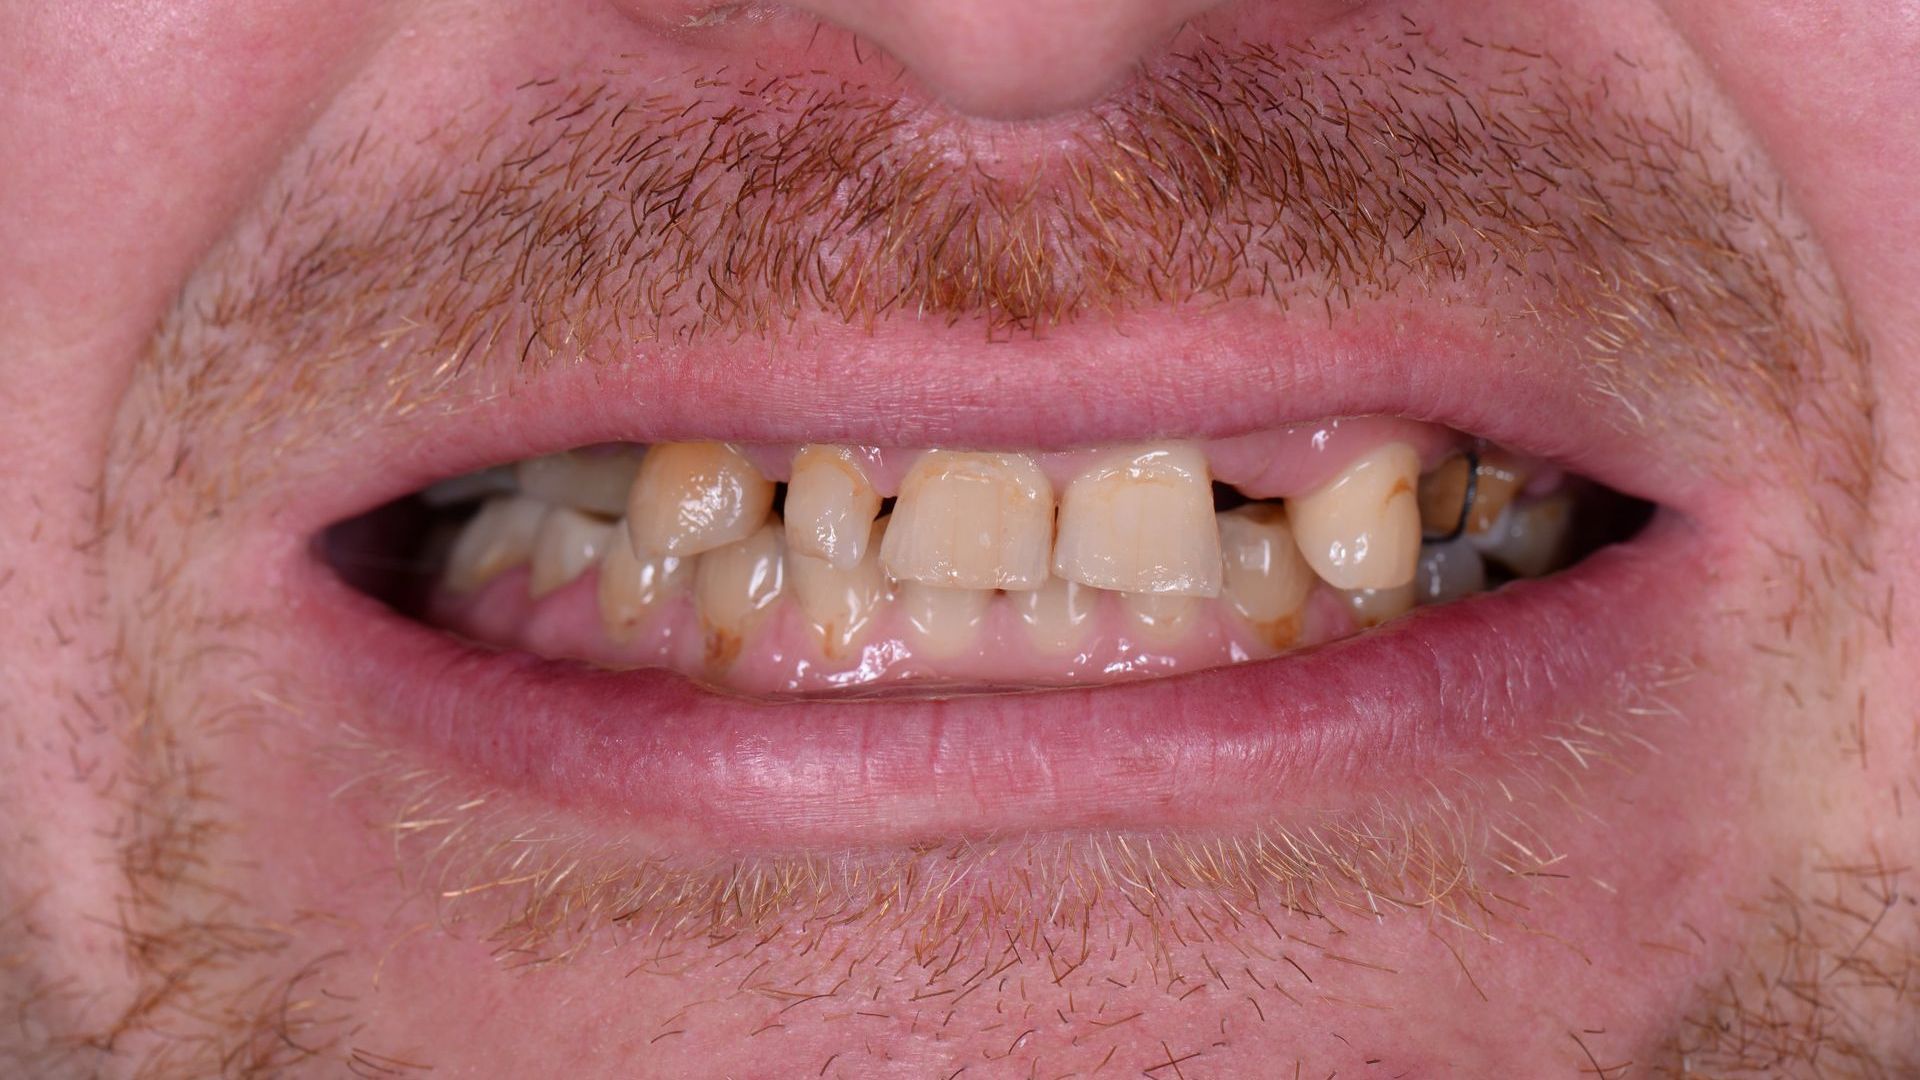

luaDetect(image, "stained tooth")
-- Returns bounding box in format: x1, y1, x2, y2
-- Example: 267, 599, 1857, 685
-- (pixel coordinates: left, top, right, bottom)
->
1121, 592, 1200, 644
694, 518, 787, 666
444, 495, 549, 593
1417, 453, 1472, 535
1415, 538, 1487, 605
597, 518, 692, 641
1012, 576, 1096, 656
1217, 504, 1315, 649
897, 582, 990, 659
1342, 583, 1416, 628
1417, 451, 1530, 538
627, 442, 775, 558
528, 507, 616, 598
1053, 443, 1221, 597
789, 518, 889, 658
517, 449, 644, 517
1287, 442, 1421, 591
1464, 453, 1527, 536
1469, 493, 1572, 578
880, 451, 1054, 590
785, 445, 882, 569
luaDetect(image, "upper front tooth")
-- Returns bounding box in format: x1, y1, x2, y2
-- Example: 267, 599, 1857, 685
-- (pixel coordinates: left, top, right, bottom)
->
1287, 442, 1421, 591
1217, 504, 1315, 646
444, 495, 549, 592
880, 451, 1054, 590
528, 506, 616, 598
517, 449, 644, 517
789, 517, 890, 658
785, 445, 882, 570
1052, 443, 1222, 597
627, 442, 775, 558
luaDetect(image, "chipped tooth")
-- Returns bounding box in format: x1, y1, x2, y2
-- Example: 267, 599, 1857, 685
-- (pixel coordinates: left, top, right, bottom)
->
1287, 442, 1421, 591
1217, 504, 1315, 648
1053, 443, 1221, 597
1012, 576, 1096, 656
880, 451, 1054, 590
785, 445, 882, 570
1121, 591, 1200, 644
627, 442, 775, 558
1415, 538, 1487, 606
444, 495, 549, 593
1470, 493, 1572, 578
1342, 583, 1416, 628
517, 449, 644, 517
694, 518, 787, 665
897, 582, 991, 659
528, 507, 616, 598
789, 518, 890, 658
597, 518, 691, 641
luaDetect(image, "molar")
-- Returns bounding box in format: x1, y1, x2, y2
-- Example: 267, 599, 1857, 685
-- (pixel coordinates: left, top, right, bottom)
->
880, 451, 1054, 590
517, 449, 644, 517
1011, 576, 1096, 656
597, 519, 692, 641
785, 445, 882, 569
444, 495, 549, 593
528, 507, 616, 598
694, 518, 787, 664
897, 582, 991, 659
627, 442, 775, 558
1217, 504, 1315, 648
1471, 493, 1572, 578
789, 517, 890, 658
1052, 443, 1222, 597
1287, 442, 1421, 591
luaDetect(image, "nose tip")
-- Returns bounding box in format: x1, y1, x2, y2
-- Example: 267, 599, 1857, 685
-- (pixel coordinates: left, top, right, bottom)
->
790, 0, 1230, 121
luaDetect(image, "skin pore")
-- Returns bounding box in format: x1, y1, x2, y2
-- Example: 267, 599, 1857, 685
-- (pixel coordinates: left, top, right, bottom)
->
2, 0, 1918, 1076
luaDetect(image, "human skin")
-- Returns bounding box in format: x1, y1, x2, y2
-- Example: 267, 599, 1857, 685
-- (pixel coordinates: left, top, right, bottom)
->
1, 0, 1917, 1075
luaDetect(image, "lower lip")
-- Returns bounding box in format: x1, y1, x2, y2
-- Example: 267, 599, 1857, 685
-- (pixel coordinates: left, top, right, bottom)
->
296, 514, 1700, 849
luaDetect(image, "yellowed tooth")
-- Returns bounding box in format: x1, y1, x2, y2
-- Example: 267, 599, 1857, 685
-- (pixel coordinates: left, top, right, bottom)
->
1011, 576, 1096, 656
597, 518, 692, 641
1414, 538, 1487, 605
528, 507, 616, 598
1217, 504, 1315, 649
517, 449, 644, 517
785, 445, 883, 570
444, 495, 549, 593
1470, 493, 1572, 578
694, 518, 786, 668
897, 582, 991, 659
1052, 443, 1221, 597
1287, 442, 1421, 591
1342, 583, 1415, 628
789, 518, 890, 658
627, 442, 774, 558
880, 451, 1054, 590
1121, 591, 1200, 645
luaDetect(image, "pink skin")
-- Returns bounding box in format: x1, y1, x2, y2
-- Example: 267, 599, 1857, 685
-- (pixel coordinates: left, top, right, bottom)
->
3, 2, 1919, 1079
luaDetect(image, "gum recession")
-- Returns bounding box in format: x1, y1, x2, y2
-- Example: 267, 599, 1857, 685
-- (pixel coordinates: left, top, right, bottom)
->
295, 510, 1700, 849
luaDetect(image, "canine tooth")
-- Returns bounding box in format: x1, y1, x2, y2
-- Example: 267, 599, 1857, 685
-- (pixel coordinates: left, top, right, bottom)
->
880, 451, 1054, 590
444, 496, 548, 592
1217, 505, 1315, 647
1053, 443, 1221, 597
898, 582, 991, 659
517, 449, 643, 517
1415, 538, 1487, 605
789, 519, 889, 657
627, 442, 774, 558
1012, 576, 1096, 656
785, 445, 882, 569
1288, 442, 1421, 591
1122, 592, 1200, 644
694, 519, 787, 661
528, 507, 616, 598
1342, 583, 1415, 627
597, 519, 691, 641
1470, 494, 1573, 578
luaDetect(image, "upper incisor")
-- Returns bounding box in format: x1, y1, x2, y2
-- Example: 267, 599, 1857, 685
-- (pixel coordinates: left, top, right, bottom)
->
879, 451, 1054, 590
1052, 443, 1222, 597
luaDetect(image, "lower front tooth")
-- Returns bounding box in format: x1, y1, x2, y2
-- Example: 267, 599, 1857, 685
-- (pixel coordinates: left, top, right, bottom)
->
1342, 583, 1415, 627
517, 449, 644, 517
444, 495, 549, 593
1470, 494, 1572, 578
597, 519, 692, 641
1415, 538, 1487, 605
1012, 576, 1096, 656
897, 582, 990, 659
789, 519, 890, 658
1052, 443, 1222, 597
1217, 505, 1315, 648
1122, 592, 1200, 644
529, 507, 616, 598
694, 518, 787, 664
1288, 442, 1422, 591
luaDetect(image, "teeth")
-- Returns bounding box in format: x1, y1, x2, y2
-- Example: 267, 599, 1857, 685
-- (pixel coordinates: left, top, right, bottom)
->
528, 507, 616, 598
423, 465, 519, 508
1011, 576, 1096, 656
1414, 538, 1487, 605
627, 442, 775, 558
597, 519, 692, 641
1287, 442, 1421, 591
1217, 505, 1316, 648
1122, 591, 1200, 644
444, 495, 549, 592
897, 582, 991, 659
789, 518, 890, 658
785, 445, 883, 570
1053, 443, 1221, 597
1342, 583, 1416, 628
1464, 453, 1527, 536
1417, 453, 1473, 535
694, 518, 787, 663
1470, 493, 1572, 578
517, 449, 644, 517
880, 452, 1054, 590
